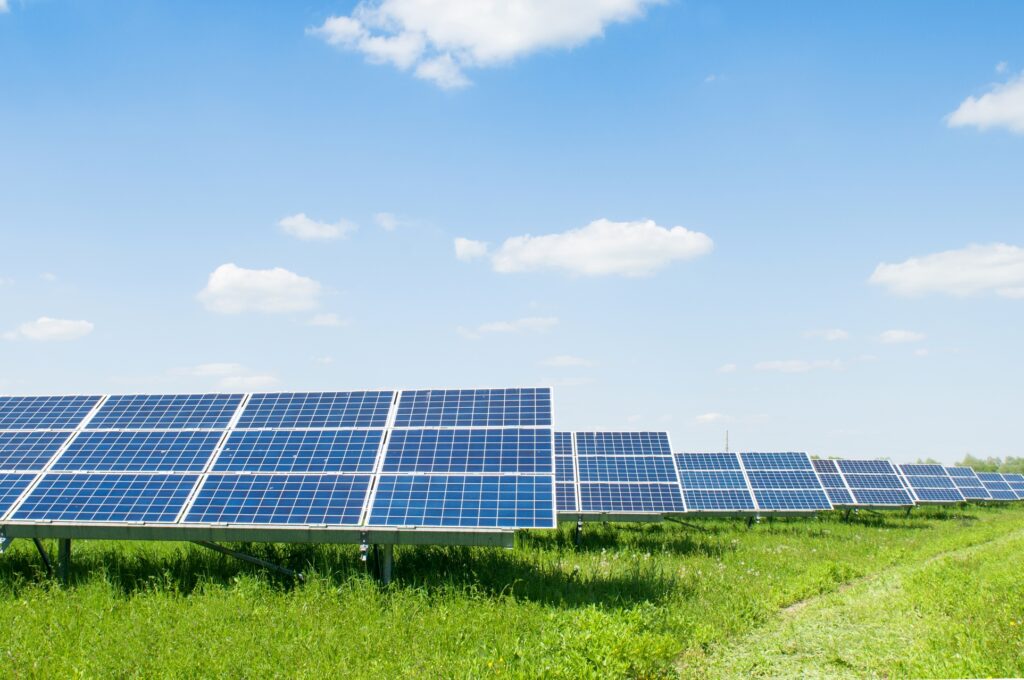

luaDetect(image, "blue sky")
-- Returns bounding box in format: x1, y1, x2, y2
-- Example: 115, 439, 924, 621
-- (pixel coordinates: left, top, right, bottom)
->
1, 1, 1022, 463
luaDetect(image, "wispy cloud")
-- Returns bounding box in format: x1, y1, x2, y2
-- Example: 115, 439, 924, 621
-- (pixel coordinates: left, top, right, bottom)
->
374, 212, 401, 231
278, 213, 357, 240
806, 328, 849, 341
457, 316, 558, 340
198, 263, 321, 314
177, 362, 278, 391
947, 72, 1024, 134
309, 312, 347, 328
755, 359, 842, 373
454, 237, 488, 262
695, 412, 726, 424
879, 330, 925, 344
718, 363, 738, 373
869, 243, 1024, 299
541, 354, 593, 368
4, 317, 94, 342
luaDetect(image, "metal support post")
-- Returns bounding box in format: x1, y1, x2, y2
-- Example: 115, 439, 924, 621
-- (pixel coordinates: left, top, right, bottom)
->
57, 538, 71, 585
193, 541, 304, 583
380, 544, 394, 585
574, 516, 583, 548
33, 538, 53, 578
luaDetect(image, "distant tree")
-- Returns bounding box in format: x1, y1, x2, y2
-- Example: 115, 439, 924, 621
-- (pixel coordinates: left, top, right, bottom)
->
999, 456, 1024, 474
958, 454, 1004, 472
914, 457, 942, 465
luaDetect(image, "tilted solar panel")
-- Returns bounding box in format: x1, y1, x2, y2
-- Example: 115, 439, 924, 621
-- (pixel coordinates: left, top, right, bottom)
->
0, 396, 101, 431
12, 473, 199, 523
897, 464, 964, 503
675, 453, 757, 512
393, 388, 551, 428
945, 466, 992, 500
577, 456, 677, 482
236, 391, 393, 429
186, 474, 371, 525
1001, 473, 1024, 499
554, 456, 574, 482
213, 430, 383, 473
975, 472, 1017, 501
579, 483, 684, 513
88, 394, 243, 430
554, 431, 573, 457
829, 459, 914, 507
0, 432, 72, 471
381, 428, 552, 474
811, 460, 855, 506
576, 431, 671, 456
555, 482, 576, 512
0, 473, 37, 516
53, 431, 222, 473
740, 453, 831, 511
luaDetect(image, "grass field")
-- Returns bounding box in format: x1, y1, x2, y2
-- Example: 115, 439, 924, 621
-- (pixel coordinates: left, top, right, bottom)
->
1, 505, 1022, 678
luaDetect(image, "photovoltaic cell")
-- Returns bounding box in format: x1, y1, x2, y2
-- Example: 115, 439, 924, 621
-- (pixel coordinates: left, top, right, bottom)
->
579, 483, 684, 513
0, 473, 37, 516
741, 452, 831, 511
236, 391, 393, 429
555, 456, 575, 482
186, 474, 370, 525
213, 430, 382, 473
88, 394, 242, 430
575, 432, 670, 456
898, 465, 964, 503
677, 470, 749, 490
811, 460, 856, 506
673, 453, 740, 470
746, 470, 823, 489
976, 472, 1017, 501
381, 429, 553, 474
1002, 473, 1024, 500
817, 459, 914, 507
741, 452, 814, 470
369, 475, 554, 528
53, 431, 221, 473
12, 473, 198, 522
577, 456, 677, 482
393, 388, 551, 428
945, 467, 991, 500
0, 395, 100, 431
556, 482, 577, 512
554, 431, 573, 457
0, 432, 72, 471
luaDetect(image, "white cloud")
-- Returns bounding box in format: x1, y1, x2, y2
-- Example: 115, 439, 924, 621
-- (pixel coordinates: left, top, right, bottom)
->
218, 374, 280, 390
457, 316, 558, 340
41, 273, 57, 282
374, 212, 400, 231
718, 363, 738, 373
755, 359, 842, 374
314, 356, 335, 365
178, 362, 279, 391
806, 328, 849, 342
947, 73, 1024, 134
198, 263, 321, 314
996, 61, 1008, 74
704, 74, 717, 83
483, 218, 713, 277
541, 354, 593, 368
869, 243, 1024, 298
278, 213, 357, 240
0, 1, 8, 13
695, 412, 725, 424
914, 348, 930, 357
454, 237, 489, 261
879, 330, 925, 344
309, 0, 663, 88
309, 312, 346, 327
185, 363, 247, 377
4, 317, 94, 342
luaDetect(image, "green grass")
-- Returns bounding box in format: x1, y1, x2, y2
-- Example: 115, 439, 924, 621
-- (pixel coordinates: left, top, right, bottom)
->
1, 505, 1022, 678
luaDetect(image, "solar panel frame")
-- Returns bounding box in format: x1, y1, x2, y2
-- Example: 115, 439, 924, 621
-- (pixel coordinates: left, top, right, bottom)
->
739, 452, 832, 513
975, 472, 1018, 501
945, 466, 992, 501
0, 432, 74, 471
1001, 473, 1024, 500
235, 391, 394, 429
811, 458, 914, 508
87, 394, 244, 430
675, 453, 758, 513
0, 395, 102, 431
897, 464, 965, 504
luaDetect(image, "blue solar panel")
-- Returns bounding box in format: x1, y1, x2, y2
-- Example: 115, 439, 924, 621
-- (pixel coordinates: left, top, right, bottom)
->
555, 456, 575, 482
579, 483, 685, 513
678, 470, 749, 490
812, 459, 839, 474
382, 429, 552, 474
0, 473, 37, 516
811, 461, 855, 506
822, 486, 855, 506
0, 395, 100, 430
911, 488, 964, 503
186, 474, 370, 525
554, 432, 573, 457
674, 452, 741, 470
684, 489, 757, 511
577, 456, 677, 482
236, 391, 394, 429
213, 430, 382, 473
1002, 473, 1024, 499
945, 467, 991, 500
13, 473, 198, 522
853, 489, 916, 506
815, 459, 913, 507
903, 474, 958, 490
976, 472, 1017, 501
88, 394, 242, 430
842, 473, 906, 489
368, 475, 554, 528
0, 432, 72, 471
897, 464, 963, 503
556, 482, 577, 512
752, 490, 831, 510
393, 388, 552, 428
900, 464, 948, 476
747, 470, 823, 490
576, 432, 670, 456
741, 452, 813, 470
837, 460, 897, 475
53, 431, 221, 473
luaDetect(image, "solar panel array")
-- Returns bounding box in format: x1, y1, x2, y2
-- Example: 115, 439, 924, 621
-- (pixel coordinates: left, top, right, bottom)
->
557, 432, 685, 516
811, 459, 913, 507
739, 453, 832, 511
674, 453, 757, 512
976, 472, 1018, 501
897, 464, 964, 504
0, 389, 557, 536
945, 467, 992, 501
1002, 473, 1024, 500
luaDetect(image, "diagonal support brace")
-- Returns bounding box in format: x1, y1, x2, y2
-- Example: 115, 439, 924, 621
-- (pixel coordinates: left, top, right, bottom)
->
193, 541, 304, 583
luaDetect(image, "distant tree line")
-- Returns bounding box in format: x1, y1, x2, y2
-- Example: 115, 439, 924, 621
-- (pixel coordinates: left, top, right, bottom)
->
914, 455, 1024, 473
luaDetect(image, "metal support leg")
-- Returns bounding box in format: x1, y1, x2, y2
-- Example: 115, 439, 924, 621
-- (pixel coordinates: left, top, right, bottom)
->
33, 538, 53, 578
380, 544, 394, 585
57, 538, 71, 585
905, 506, 912, 518
665, 517, 708, 532
843, 508, 852, 522
193, 542, 304, 583
574, 516, 583, 548
746, 515, 755, 528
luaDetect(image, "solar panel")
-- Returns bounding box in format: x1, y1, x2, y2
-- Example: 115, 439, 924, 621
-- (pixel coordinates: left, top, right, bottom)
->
676, 453, 757, 512
53, 431, 221, 473
213, 430, 382, 473
815, 459, 914, 507
554, 431, 573, 457
975, 472, 1017, 501
944, 467, 991, 500
186, 474, 371, 525
393, 388, 551, 428
579, 483, 684, 513
576, 432, 671, 456
368, 475, 554, 528
554, 456, 574, 482
0, 395, 100, 431
0, 473, 37, 516
12, 473, 199, 523
897, 464, 964, 503
1001, 473, 1024, 500
739, 453, 831, 511
381, 429, 552, 474
236, 391, 393, 429
88, 394, 243, 430
0, 432, 72, 471
811, 460, 856, 506
577, 456, 677, 482
555, 482, 576, 512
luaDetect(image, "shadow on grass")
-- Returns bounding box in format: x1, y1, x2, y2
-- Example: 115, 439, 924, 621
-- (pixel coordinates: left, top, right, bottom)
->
527, 521, 733, 559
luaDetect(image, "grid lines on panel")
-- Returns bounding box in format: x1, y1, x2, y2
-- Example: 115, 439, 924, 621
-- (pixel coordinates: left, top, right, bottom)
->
393, 388, 551, 428
579, 483, 684, 513
577, 456, 677, 482
676, 454, 757, 511
811, 461, 855, 507
575, 432, 670, 457
818, 459, 914, 507
556, 482, 577, 512
897, 465, 963, 503
0, 473, 37, 516
213, 430, 383, 473
53, 431, 221, 473
236, 392, 393, 429
185, 474, 371, 525
0, 432, 72, 471
0, 396, 101, 431
976, 472, 1017, 501
87, 394, 243, 430
369, 475, 554, 528
381, 429, 552, 474
741, 452, 814, 470
12, 473, 199, 523
554, 432, 573, 457
945, 467, 991, 500
555, 456, 575, 483
741, 452, 830, 511
1002, 473, 1024, 499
